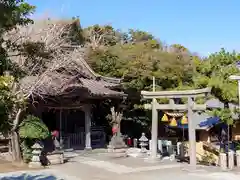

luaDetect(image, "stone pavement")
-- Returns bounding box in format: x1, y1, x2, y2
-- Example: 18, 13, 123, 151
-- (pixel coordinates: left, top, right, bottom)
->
1, 151, 240, 180
48, 152, 240, 180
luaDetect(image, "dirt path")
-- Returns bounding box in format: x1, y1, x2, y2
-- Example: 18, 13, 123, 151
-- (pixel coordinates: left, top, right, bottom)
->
0, 159, 31, 173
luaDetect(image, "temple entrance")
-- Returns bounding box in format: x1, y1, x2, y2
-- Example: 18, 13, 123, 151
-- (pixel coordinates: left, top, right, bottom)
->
61, 110, 85, 150
42, 109, 85, 150
41, 107, 107, 150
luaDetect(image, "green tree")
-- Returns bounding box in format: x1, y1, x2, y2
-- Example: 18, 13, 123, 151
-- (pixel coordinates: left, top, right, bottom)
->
195, 48, 240, 103
86, 28, 194, 136
0, 0, 35, 74
0, 76, 15, 134
194, 48, 240, 125
0, 0, 35, 161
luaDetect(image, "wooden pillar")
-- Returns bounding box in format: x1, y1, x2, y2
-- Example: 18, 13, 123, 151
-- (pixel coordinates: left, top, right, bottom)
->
151, 98, 158, 158
188, 97, 196, 168
84, 105, 92, 150
59, 109, 63, 143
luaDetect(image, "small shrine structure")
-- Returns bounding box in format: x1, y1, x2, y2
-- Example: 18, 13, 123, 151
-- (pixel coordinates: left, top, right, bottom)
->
141, 87, 211, 168
8, 19, 126, 151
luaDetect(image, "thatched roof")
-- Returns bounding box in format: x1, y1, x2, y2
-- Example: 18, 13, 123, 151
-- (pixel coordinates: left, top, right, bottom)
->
6, 19, 124, 98
20, 72, 124, 97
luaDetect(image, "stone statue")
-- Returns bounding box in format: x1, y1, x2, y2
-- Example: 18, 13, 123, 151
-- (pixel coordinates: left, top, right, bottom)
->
108, 107, 126, 149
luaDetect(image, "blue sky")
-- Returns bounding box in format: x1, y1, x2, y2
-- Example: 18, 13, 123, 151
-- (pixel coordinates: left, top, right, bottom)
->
27, 0, 240, 56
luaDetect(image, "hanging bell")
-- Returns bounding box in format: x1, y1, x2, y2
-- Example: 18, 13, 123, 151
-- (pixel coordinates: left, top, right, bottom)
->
169, 117, 177, 127
181, 115, 188, 125
161, 114, 169, 122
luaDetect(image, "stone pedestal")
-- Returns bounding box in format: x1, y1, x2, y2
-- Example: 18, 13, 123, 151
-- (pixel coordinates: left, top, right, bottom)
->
108, 135, 127, 158
108, 148, 128, 158
84, 147, 92, 151
228, 151, 234, 170
47, 152, 64, 165
219, 153, 227, 170
236, 150, 240, 168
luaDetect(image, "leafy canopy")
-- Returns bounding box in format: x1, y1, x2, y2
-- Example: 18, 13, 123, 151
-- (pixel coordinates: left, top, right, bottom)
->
84, 25, 240, 125
0, 0, 35, 134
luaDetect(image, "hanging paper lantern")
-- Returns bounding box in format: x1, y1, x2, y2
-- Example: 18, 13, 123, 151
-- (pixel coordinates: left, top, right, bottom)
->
169, 117, 177, 127
161, 114, 169, 122
181, 115, 188, 125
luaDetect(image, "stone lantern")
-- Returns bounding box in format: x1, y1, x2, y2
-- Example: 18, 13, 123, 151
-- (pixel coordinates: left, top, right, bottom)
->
139, 133, 148, 153
29, 142, 43, 168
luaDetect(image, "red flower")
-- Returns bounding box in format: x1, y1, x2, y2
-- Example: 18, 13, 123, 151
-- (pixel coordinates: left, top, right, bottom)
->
51, 130, 59, 137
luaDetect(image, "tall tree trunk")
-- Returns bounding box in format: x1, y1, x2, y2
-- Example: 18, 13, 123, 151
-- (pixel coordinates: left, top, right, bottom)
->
11, 131, 21, 161
11, 109, 23, 162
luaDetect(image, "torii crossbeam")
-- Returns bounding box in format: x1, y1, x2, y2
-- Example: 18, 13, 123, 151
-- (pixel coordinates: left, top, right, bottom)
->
141, 87, 211, 168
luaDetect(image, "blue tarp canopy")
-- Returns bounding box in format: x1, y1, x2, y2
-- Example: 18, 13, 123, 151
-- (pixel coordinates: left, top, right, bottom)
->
167, 115, 220, 129
199, 116, 220, 127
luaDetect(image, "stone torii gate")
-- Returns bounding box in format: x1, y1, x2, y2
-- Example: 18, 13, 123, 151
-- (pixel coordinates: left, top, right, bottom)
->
141, 87, 211, 168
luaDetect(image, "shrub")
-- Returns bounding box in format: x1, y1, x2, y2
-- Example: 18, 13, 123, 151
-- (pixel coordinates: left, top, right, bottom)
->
19, 115, 50, 162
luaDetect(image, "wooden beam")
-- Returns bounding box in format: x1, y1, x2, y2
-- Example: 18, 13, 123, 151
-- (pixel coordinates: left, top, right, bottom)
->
144, 103, 206, 111
156, 104, 206, 111
141, 88, 211, 99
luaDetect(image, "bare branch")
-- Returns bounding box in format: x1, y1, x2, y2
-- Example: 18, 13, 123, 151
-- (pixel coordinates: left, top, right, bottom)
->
3, 19, 87, 99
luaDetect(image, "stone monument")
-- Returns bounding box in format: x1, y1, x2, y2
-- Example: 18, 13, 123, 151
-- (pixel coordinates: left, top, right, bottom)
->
107, 107, 127, 157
